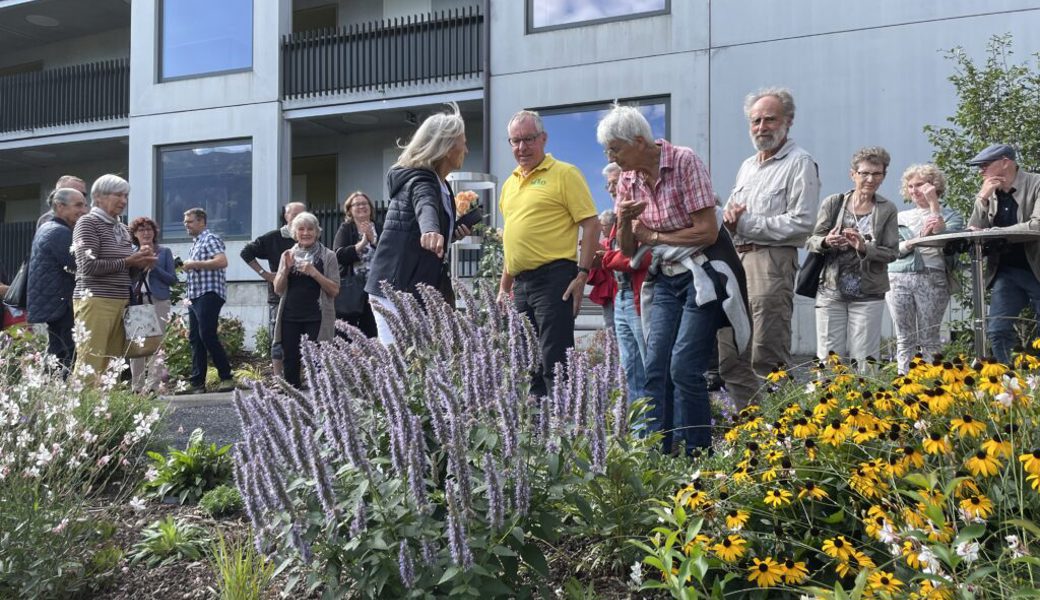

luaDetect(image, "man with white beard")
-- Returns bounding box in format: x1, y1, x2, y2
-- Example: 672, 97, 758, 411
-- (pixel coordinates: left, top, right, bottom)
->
721, 88, 820, 391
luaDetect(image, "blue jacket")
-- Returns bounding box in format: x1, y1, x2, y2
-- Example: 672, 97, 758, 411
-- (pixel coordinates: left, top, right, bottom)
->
141, 246, 178, 301
27, 217, 76, 324
365, 167, 455, 297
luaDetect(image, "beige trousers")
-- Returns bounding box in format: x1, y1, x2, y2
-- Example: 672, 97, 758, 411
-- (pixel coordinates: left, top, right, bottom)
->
73, 296, 128, 377
718, 246, 798, 405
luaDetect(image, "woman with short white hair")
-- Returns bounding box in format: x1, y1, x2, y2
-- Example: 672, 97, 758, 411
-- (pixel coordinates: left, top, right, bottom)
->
273, 211, 339, 387
365, 103, 470, 344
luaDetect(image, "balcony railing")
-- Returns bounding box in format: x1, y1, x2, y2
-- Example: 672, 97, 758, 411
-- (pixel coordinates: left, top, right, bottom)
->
0, 221, 34, 270
0, 59, 129, 134
282, 6, 483, 100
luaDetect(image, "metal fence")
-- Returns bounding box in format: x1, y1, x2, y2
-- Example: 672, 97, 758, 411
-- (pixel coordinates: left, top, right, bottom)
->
0, 222, 34, 272
282, 5, 483, 99
0, 59, 129, 133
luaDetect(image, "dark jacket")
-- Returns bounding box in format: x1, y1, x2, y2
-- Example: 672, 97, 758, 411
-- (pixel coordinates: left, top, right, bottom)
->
366, 167, 455, 297
27, 217, 76, 324
333, 220, 383, 277
240, 227, 296, 305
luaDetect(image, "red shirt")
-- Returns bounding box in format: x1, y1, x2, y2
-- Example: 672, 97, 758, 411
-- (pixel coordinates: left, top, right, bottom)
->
616, 139, 715, 232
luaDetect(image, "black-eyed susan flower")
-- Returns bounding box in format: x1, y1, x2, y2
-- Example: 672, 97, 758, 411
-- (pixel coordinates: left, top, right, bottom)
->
965, 450, 1003, 478
798, 481, 829, 501
766, 366, 789, 383
725, 508, 749, 531
780, 558, 809, 585
821, 420, 847, 446
682, 533, 712, 556
711, 534, 747, 562
759, 467, 778, 483
852, 425, 878, 443
763, 488, 792, 508
982, 433, 1013, 459
980, 360, 1008, 378
854, 551, 875, 569
868, 570, 903, 595
746, 557, 784, 588
1019, 449, 1040, 475
922, 432, 950, 455
1027, 473, 1040, 492
822, 536, 855, 561
916, 580, 954, 600
793, 418, 819, 439
950, 414, 987, 439
979, 375, 1005, 395
959, 494, 993, 519
925, 386, 954, 414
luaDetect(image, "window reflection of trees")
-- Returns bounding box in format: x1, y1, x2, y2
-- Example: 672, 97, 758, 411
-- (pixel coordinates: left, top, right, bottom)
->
158, 141, 252, 241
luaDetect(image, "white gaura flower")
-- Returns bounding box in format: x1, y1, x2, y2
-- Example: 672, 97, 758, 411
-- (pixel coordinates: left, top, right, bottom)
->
84, 248, 96, 260
995, 391, 1013, 408
33, 443, 54, 467
71, 319, 91, 345
917, 546, 942, 574
145, 467, 159, 482
129, 496, 147, 512
51, 518, 69, 534
1007, 535, 1029, 558
956, 540, 980, 564
628, 561, 643, 587
1004, 374, 1021, 391
804, 381, 817, 394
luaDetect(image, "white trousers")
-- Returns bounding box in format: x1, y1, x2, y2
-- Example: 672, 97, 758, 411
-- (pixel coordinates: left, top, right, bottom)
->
815, 295, 885, 364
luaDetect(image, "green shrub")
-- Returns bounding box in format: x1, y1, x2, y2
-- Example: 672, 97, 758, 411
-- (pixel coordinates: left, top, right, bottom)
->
143, 428, 233, 505
210, 530, 274, 600
200, 484, 245, 518
130, 516, 211, 568
252, 325, 271, 361
163, 314, 247, 381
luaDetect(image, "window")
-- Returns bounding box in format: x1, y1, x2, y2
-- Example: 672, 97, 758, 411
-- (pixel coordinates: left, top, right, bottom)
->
158, 140, 253, 242
539, 98, 668, 214
160, 0, 252, 80
528, 0, 668, 32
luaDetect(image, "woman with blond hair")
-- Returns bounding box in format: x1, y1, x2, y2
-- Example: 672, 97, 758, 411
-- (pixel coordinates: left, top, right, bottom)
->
332, 190, 379, 337
886, 163, 964, 373
366, 103, 470, 344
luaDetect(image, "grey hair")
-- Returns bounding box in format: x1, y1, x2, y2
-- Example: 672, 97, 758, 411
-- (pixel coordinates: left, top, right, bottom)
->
395, 103, 466, 171
599, 209, 616, 225
50, 187, 84, 207
90, 174, 129, 204
283, 201, 306, 215
55, 175, 85, 191
850, 146, 891, 171
743, 87, 796, 121
290, 211, 321, 238
507, 110, 544, 134
602, 162, 621, 177
900, 163, 947, 199
596, 103, 653, 145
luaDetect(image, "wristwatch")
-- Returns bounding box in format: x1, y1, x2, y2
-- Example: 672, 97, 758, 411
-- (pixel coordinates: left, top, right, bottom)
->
577, 266, 590, 275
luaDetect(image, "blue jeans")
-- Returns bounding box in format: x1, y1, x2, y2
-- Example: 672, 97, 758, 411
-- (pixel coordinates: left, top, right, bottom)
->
988, 266, 1040, 364
643, 268, 725, 453
614, 288, 646, 404
188, 292, 232, 386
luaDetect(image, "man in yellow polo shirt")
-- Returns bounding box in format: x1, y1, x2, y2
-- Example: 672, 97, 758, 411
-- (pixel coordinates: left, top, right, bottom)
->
497, 109, 600, 397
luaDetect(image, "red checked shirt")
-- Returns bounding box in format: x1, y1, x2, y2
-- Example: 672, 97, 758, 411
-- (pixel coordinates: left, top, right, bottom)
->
616, 139, 715, 232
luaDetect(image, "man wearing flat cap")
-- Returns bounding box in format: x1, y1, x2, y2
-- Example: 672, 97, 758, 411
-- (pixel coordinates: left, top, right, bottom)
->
967, 143, 1040, 363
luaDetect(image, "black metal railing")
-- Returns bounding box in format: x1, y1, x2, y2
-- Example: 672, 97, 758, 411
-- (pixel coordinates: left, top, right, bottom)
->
282, 6, 483, 100
0, 58, 129, 134
0, 221, 34, 271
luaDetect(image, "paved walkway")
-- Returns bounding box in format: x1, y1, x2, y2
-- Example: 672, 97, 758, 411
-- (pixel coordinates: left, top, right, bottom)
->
155, 391, 241, 450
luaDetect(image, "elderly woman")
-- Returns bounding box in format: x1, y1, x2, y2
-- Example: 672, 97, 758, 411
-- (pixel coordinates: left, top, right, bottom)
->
885, 164, 965, 373
806, 147, 899, 365
273, 212, 340, 388
366, 103, 469, 344
588, 209, 618, 331
597, 104, 749, 454
332, 191, 380, 338
127, 216, 178, 392
72, 174, 156, 376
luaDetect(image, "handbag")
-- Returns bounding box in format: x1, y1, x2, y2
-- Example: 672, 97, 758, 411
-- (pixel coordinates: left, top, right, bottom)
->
3, 262, 28, 309
335, 269, 368, 318
123, 275, 164, 358
794, 196, 846, 298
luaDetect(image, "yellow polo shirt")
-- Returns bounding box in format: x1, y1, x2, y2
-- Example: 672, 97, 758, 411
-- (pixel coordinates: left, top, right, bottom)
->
499, 154, 597, 275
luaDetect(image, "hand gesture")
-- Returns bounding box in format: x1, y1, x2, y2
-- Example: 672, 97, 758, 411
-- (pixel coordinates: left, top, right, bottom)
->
363, 221, 377, 243
824, 225, 848, 250
279, 249, 295, 272
978, 176, 1004, 204
632, 219, 654, 244
617, 197, 647, 221
453, 223, 471, 241
420, 231, 445, 258
126, 248, 157, 269
723, 202, 747, 231
843, 228, 866, 252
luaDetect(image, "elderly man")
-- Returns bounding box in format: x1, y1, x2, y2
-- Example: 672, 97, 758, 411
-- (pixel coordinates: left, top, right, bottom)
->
241, 201, 306, 376
497, 110, 600, 397
721, 87, 820, 387
37, 175, 87, 229
182, 208, 234, 393
28, 187, 89, 371
966, 143, 1040, 364
588, 209, 618, 331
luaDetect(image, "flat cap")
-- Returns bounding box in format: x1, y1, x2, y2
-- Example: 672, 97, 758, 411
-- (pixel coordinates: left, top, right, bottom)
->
967, 143, 1016, 166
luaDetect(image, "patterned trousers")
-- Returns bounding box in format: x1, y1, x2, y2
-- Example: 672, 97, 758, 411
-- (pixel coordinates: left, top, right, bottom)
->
885, 271, 949, 374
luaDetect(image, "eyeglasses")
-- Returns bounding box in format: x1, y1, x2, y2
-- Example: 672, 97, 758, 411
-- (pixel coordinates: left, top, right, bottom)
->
855, 171, 886, 180
508, 133, 542, 147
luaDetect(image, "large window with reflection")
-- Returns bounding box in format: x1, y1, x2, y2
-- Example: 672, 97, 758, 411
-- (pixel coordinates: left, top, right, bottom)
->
528, 0, 668, 32
539, 98, 668, 213
158, 140, 253, 242
160, 0, 253, 80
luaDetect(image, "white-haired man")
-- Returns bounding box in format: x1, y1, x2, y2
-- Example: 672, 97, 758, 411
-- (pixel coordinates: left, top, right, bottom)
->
721, 87, 820, 390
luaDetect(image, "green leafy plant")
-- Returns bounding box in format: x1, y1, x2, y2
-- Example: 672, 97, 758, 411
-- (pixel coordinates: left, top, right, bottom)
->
252, 325, 272, 361
163, 314, 247, 381
210, 530, 275, 600
130, 516, 211, 568
143, 428, 233, 505
474, 224, 504, 282
200, 484, 245, 518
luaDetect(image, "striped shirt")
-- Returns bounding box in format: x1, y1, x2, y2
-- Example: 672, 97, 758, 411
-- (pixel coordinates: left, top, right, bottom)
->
616, 139, 715, 232
73, 209, 134, 300
186, 228, 227, 300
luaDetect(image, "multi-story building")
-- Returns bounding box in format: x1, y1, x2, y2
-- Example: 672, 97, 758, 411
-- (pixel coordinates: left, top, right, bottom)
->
2, 0, 1039, 352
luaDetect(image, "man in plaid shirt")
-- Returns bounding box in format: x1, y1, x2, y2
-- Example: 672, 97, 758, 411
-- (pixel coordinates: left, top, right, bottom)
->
182, 208, 234, 393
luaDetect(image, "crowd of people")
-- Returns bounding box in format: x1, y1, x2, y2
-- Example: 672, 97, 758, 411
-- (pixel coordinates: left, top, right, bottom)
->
5, 90, 1039, 454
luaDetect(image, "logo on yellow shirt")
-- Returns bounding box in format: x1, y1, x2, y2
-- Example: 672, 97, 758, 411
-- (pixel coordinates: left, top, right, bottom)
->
529, 178, 547, 186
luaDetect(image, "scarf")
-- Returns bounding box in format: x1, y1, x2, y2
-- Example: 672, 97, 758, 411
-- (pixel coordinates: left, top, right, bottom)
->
292, 242, 322, 274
